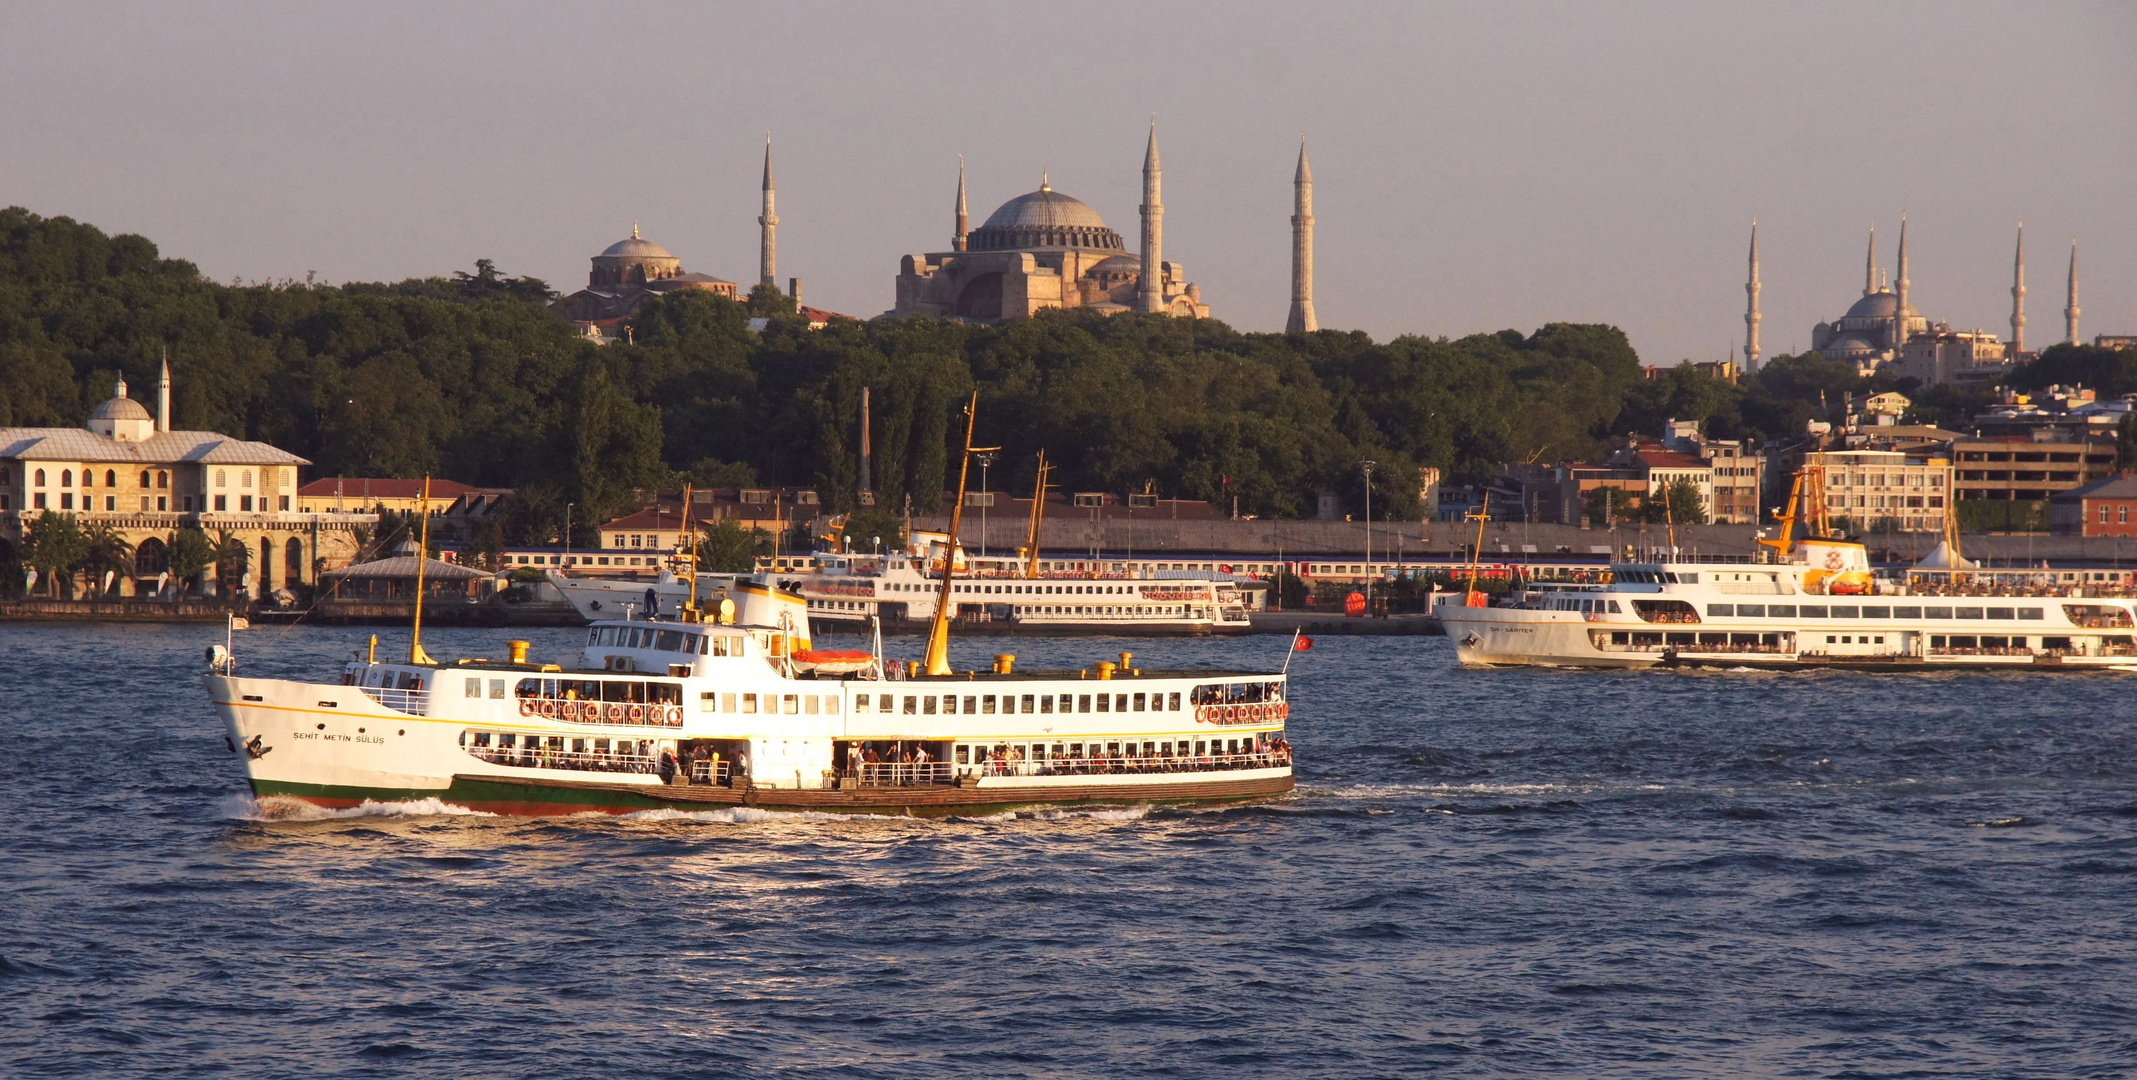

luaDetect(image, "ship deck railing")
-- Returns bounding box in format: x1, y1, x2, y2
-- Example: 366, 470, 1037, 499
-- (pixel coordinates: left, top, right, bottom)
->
970, 748, 1292, 779
358, 686, 432, 715
466, 745, 659, 775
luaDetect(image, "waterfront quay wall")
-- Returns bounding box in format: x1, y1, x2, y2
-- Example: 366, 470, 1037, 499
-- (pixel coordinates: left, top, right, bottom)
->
912, 516, 2137, 568
0, 600, 238, 622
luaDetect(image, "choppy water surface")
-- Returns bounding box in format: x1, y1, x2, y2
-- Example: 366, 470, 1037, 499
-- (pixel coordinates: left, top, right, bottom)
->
3, 622, 2134, 1078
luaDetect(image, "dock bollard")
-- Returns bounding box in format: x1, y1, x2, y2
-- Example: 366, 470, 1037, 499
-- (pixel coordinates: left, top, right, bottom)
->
994, 653, 1016, 674
1095, 661, 1116, 681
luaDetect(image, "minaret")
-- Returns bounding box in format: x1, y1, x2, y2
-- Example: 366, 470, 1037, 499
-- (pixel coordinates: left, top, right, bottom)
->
1891, 214, 1911, 353
156, 350, 171, 433
758, 135, 777, 288
2009, 222, 2026, 355
1742, 220, 1761, 372
2065, 238, 2080, 344
952, 156, 969, 252
1287, 139, 1318, 334
1863, 223, 1877, 297
1139, 119, 1164, 314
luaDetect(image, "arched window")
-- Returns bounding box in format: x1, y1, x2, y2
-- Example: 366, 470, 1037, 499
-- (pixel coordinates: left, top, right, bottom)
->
157, 471, 169, 489
285, 537, 305, 584
241, 471, 252, 489
139, 470, 150, 487
135, 536, 169, 577
105, 470, 117, 487
81, 471, 92, 488
215, 469, 226, 488
61, 470, 71, 487
34, 469, 45, 486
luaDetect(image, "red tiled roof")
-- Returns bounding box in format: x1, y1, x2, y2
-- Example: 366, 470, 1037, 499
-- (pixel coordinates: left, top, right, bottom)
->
296, 477, 488, 500
1632, 449, 1709, 469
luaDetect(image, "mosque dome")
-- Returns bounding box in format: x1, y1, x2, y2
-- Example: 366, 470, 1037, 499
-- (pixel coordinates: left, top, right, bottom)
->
1822, 333, 1881, 356
969, 186, 1125, 253
600, 235, 676, 260
1842, 291, 1921, 323
90, 392, 152, 422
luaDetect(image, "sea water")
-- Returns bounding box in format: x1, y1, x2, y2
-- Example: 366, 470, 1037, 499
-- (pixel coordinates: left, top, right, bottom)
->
2, 622, 2132, 1077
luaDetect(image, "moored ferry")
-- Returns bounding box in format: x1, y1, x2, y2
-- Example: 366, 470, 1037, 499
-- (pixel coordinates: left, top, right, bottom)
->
209, 399, 1294, 816
1435, 469, 2137, 672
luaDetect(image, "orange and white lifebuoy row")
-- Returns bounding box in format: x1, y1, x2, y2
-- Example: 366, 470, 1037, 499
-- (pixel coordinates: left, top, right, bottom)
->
1192, 702, 1289, 725
515, 698, 683, 728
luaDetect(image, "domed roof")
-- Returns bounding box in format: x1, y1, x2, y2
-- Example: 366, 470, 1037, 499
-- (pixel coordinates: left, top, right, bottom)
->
90, 392, 152, 422
1821, 333, 1881, 355
968, 185, 1125, 254
1842, 291, 1921, 322
981, 187, 1111, 232
598, 226, 676, 261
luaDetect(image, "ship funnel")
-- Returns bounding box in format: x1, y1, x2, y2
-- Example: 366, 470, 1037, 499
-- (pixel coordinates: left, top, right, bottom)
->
507, 640, 531, 665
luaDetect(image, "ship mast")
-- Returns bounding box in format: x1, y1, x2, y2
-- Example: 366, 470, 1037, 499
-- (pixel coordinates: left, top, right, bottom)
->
681, 483, 700, 621
409, 476, 436, 665
1022, 449, 1053, 580
923, 391, 999, 676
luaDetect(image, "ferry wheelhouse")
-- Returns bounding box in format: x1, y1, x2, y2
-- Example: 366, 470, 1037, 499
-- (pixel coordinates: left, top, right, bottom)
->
208, 402, 1294, 816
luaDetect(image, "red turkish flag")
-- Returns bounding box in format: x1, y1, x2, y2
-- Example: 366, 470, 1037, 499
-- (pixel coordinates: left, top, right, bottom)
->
1294, 635, 1314, 651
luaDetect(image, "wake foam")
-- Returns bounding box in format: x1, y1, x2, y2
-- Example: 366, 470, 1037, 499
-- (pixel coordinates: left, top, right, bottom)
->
222, 793, 497, 821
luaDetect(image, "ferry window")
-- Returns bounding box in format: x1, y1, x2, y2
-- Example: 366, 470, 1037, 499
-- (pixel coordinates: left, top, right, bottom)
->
1022, 695, 1035, 713
1800, 606, 1827, 618
975, 695, 992, 714
780, 694, 798, 714
701, 692, 718, 710
924, 695, 938, 714
1609, 601, 1622, 613
1096, 694, 1110, 713
473, 732, 491, 747
903, 695, 917, 715
742, 694, 758, 714
878, 694, 892, 712
1893, 606, 1921, 619
656, 631, 683, 651
1133, 693, 1146, 711
956, 745, 970, 765
826, 697, 839, 716
805, 696, 820, 715
2018, 607, 2044, 620
1001, 695, 1016, 715
1708, 604, 1734, 617
1768, 605, 1796, 618
1829, 606, 1859, 619
1862, 607, 1890, 618
944, 695, 960, 715
1955, 607, 1984, 620
588, 629, 601, 646
1169, 692, 1181, 711
1078, 694, 1091, 713
719, 693, 735, 713
1951, 636, 1978, 648
1924, 606, 1952, 619
1986, 608, 2015, 620
1874, 636, 1886, 644
465, 677, 482, 698
1040, 695, 1054, 714
1116, 694, 1128, 712
499, 733, 516, 748
517, 678, 540, 698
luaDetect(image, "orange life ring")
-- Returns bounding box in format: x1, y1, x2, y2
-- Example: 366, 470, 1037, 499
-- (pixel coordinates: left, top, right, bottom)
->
669, 705, 684, 727
604, 702, 624, 724
627, 703, 646, 724
537, 699, 558, 720
564, 701, 585, 722
519, 699, 535, 717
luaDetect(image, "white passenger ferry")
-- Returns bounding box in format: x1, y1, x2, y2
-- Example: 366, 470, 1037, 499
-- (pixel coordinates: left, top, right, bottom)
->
1435, 473, 2137, 671
209, 401, 1293, 816
549, 548, 1258, 636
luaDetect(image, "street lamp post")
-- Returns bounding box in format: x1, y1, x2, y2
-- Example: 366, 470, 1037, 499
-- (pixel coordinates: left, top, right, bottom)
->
1360, 460, 1376, 613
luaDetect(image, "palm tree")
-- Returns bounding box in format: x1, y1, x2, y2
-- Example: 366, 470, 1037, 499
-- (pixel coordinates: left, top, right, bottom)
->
79, 522, 135, 598
212, 528, 248, 597
169, 527, 216, 596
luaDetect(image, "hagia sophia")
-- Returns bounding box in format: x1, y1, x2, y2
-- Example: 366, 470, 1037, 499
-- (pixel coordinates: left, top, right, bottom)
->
552, 125, 1324, 335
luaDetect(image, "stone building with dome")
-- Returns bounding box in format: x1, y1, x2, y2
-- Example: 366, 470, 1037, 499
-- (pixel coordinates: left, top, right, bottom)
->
0, 363, 371, 599
892, 124, 1210, 322
550, 224, 740, 340
1810, 220, 2010, 385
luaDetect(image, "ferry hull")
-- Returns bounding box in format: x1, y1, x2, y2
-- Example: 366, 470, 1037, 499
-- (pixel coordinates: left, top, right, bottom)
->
247, 771, 1295, 818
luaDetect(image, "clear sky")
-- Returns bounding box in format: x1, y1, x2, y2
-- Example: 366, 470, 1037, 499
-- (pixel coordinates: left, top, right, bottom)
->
4, 2, 2131, 367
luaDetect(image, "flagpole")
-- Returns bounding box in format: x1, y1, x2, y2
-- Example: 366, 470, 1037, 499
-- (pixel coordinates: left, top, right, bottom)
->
1282, 627, 1302, 675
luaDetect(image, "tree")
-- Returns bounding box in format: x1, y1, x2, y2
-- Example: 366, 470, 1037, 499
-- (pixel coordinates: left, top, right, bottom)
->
1583, 486, 1638, 526
169, 527, 217, 593
2119, 413, 2137, 471
696, 518, 766, 573
19, 511, 87, 597
1643, 476, 1709, 525
840, 507, 906, 554
79, 521, 135, 596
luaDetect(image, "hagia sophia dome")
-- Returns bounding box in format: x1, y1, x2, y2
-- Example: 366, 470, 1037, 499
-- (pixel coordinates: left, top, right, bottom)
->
966, 184, 1126, 253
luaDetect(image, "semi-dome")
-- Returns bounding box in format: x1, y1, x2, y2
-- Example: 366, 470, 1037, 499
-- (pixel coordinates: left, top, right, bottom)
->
1821, 333, 1881, 355
969, 186, 1125, 253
